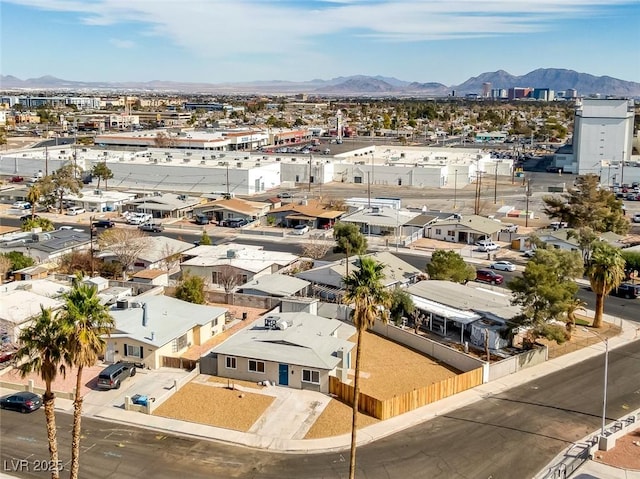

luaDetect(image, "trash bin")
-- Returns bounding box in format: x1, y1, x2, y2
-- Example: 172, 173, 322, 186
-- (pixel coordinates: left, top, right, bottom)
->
131, 394, 148, 407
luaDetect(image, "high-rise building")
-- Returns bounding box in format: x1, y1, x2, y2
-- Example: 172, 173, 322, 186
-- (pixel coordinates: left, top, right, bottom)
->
482, 82, 491, 98
572, 98, 634, 176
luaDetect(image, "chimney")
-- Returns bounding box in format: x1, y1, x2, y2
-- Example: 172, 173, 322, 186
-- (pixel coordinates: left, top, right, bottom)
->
151, 331, 155, 341
142, 303, 148, 327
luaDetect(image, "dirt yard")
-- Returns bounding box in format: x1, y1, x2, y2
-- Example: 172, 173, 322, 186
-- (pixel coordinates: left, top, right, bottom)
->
594, 429, 640, 470
304, 399, 378, 439
207, 375, 264, 390
351, 331, 460, 400
153, 383, 274, 431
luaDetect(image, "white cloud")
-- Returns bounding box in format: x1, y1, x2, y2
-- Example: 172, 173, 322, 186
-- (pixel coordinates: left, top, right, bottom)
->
5, 0, 635, 57
109, 38, 135, 49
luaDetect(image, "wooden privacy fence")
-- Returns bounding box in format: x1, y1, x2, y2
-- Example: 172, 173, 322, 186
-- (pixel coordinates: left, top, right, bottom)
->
329, 367, 483, 420
161, 356, 198, 370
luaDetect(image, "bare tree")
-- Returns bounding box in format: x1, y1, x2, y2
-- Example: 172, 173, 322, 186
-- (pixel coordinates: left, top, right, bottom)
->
300, 238, 332, 260
160, 244, 182, 273
154, 132, 174, 148
216, 265, 242, 293
97, 229, 149, 280
0, 255, 11, 284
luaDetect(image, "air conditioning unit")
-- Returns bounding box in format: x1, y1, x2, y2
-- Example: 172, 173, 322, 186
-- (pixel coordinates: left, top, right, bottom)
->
236, 162, 242, 167
94, 189, 102, 195
183, 158, 190, 163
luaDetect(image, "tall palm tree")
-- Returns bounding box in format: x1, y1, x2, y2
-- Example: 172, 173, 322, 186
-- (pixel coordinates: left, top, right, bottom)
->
15, 307, 71, 479
343, 256, 389, 479
587, 243, 625, 328
26, 183, 41, 221
61, 276, 114, 479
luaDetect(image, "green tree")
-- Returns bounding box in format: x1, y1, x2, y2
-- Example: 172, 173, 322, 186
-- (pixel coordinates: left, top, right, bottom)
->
15, 307, 71, 479
621, 250, 640, 276
1, 251, 35, 271
40, 163, 83, 214
426, 250, 476, 284
343, 256, 389, 479
333, 222, 367, 276
61, 278, 114, 479
508, 248, 584, 344
389, 287, 415, 324
21, 217, 55, 232
26, 184, 42, 221
543, 174, 628, 234
175, 273, 205, 304
587, 243, 625, 328
199, 231, 212, 246
91, 162, 114, 190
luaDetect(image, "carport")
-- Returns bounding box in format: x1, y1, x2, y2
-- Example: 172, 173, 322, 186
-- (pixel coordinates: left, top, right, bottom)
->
411, 295, 480, 344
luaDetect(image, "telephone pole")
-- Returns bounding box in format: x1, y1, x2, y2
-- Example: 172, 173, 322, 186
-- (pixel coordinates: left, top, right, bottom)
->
494, 162, 498, 204
525, 179, 532, 228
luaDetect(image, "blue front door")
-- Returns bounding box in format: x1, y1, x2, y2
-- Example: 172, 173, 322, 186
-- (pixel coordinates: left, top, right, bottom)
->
278, 364, 289, 386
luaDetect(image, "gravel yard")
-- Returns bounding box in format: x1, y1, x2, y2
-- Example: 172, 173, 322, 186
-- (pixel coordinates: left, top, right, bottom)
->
304, 399, 378, 439
353, 331, 460, 400
594, 429, 640, 470
153, 383, 274, 432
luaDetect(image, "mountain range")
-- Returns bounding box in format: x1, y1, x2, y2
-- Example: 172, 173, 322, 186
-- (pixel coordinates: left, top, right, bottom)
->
1, 68, 639, 97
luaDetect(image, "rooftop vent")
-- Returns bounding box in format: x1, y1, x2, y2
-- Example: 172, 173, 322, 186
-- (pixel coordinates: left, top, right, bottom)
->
264, 316, 281, 329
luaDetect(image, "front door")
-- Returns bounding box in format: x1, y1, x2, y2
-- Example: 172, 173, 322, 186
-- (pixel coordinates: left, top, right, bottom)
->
278, 364, 289, 386
105, 342, 115, 363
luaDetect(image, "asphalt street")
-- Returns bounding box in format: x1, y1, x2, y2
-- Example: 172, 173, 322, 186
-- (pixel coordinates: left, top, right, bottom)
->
2, 341, 640, 479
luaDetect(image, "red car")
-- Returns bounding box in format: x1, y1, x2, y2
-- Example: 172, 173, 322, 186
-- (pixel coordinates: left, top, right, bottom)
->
9, 176, 24, 183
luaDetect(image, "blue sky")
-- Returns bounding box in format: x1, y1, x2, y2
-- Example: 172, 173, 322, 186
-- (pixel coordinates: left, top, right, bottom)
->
1, 0, 639, 85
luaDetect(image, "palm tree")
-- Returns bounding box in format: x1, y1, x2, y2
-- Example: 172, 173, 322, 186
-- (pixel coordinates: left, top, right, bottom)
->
15, 307, 71, 479
587, 243, 625, 328
26, 183, 41, 221
61, 276, 114, 479
343, 256, 389, 479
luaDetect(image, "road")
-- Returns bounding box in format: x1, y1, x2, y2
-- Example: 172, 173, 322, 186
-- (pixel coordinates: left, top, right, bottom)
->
2, 340, 640, 479
1, 216, 638, 322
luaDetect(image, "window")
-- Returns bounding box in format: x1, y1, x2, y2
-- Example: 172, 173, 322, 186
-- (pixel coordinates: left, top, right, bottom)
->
447, 230, 454, 236
435, 228, 442, 235
248, 360, 265, 373
172, 333, 188, 352
302, 369, 320, 384
125, 344, 142, 358
226, 357, 237, 369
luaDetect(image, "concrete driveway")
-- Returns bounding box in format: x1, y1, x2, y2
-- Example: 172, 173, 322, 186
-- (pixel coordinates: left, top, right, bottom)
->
82, 367, 192, 416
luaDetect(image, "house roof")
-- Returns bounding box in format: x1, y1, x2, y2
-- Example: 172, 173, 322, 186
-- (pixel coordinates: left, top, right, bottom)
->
296, 251, 422, 289
132, 269, 167, 279
0, 279, 70, 325
339, 208, 421, 228
428, 215, 504, 235
196, 198, 268, 216
108, 295, 227, 348
535, 229, 625, 249
136, 236, 196, 264
211, 312, 354, 370
269, 200, 344, 219
239, 274, 310, 297
407, 280, 520, 322
127, 193, 202, 211
181, 243, 298, 273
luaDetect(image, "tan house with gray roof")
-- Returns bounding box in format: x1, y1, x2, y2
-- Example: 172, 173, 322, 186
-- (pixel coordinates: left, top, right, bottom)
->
425, 215, 504, 244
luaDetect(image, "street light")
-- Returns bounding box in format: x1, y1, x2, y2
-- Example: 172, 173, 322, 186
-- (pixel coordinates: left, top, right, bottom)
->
582, 328, 609, 445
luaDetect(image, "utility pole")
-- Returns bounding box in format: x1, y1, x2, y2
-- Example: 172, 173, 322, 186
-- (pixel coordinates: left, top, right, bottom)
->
308, 155, 312, 193
453, 169, 458, 210
367, 172, 371, 209
621, 149, 625, 184
525, 179, 532, 228
45, 145, 49, 176
225, 162, 230, 196
494, 162, 498, 204
90, 216, 95, 273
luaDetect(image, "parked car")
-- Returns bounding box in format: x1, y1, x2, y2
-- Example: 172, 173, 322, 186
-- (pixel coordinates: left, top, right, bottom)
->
19, 214, 39, 222
611, 283, 640, 299
277, 192, 293, 199
633, 214, 640, 224
97, 362, 137, 390
9, 175, 24, 183
475, 269, 504, 285
92, 219, 115, 228
139, 223, 164, 233
522, 249, 536, 258
0, 391, 42, 413
292, 224, 309, 235
490, 261, 516, 272
66, 206, 86, 216
194, 214, 211, 225
223, 218, 248, 228
127, 213, 152, 225
549, 221, 568, 230
475, 240, 499, 252
12, 201, 31, 210
500, 224, 518, 233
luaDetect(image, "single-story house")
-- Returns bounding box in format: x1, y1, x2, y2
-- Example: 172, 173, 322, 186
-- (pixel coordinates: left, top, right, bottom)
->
534, 229, 626, 252
122, 192, 203, 219
407, 280, 518, 350
296, 251, 422, 301
105, 295, 227, 369
205, 311, 355, 393
238, 274, 310, 297
0, 229, 91, 263
192, 198, 271, 223
337, 207, 421, 237
266, 200, 344, 229
12, 263, 58, 281
425, 215, 503, 244
181, 243, 299, 288
131, 269, 169, 287
0, 279, 70, 344
64, 188, 136, 213
99, 236, 194, 274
